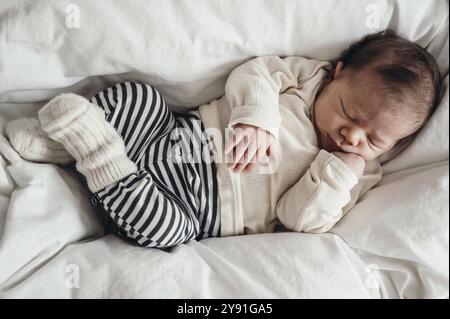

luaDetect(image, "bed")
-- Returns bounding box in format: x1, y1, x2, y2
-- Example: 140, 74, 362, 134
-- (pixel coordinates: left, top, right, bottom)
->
0, 0, 448, 298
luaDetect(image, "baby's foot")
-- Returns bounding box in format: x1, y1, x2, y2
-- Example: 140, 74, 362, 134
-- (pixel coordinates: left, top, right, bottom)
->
38, 93, 137, 192
5, 117, 74, 164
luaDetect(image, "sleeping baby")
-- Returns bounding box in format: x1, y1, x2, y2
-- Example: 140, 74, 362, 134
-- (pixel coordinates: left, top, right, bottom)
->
5, 30, 442, 248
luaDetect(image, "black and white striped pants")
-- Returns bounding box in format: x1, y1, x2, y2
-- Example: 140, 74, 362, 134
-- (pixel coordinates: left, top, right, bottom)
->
88, 81, 220, 248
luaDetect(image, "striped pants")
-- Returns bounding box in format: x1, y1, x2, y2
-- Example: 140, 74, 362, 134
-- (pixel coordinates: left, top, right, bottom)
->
88, 81, 220, 248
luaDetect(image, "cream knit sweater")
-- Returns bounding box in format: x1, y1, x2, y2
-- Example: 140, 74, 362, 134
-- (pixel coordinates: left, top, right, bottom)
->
198, 56, 382, 237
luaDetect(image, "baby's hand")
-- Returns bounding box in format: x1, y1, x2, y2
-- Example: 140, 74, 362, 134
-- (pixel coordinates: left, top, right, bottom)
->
225, 123, 277, 173
332, 151, 365, 179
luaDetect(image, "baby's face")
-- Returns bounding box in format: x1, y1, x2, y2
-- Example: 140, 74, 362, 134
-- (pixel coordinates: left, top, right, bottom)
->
313, 63, 416, 161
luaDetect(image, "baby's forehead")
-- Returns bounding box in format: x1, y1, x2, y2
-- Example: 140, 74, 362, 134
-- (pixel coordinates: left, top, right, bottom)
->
349, 66, 420, 103
347, 71, 416, 111
359, 104, 418, 140
344, 83, 418, 140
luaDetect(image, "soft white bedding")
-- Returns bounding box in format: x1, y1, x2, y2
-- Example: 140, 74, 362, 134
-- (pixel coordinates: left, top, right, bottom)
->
0, 0, 448, 298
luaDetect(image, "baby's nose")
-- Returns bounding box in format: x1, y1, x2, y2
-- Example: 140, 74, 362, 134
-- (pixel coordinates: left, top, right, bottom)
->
341, 127, 362, 146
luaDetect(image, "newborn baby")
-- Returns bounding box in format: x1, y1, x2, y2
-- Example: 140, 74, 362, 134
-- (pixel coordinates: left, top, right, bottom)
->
5, 30, 442, 248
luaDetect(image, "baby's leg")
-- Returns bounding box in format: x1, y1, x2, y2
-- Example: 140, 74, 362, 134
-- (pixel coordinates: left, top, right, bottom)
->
39, 82, 201, 248
88, 82, 176, 163
89, 83, 219, 243
90, 82, 203, 247
38, 92, 137, 192
94, 169, 200, 248
5, 82, 172, 165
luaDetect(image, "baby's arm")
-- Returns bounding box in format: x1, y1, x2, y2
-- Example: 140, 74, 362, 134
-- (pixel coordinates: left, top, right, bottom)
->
276, 150, 381, 233
225, 56, 329, 171
225, 55, 328, 138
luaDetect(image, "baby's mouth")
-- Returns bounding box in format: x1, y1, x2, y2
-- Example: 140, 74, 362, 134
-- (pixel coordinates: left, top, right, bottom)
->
322, 132, 342, 152
326, 133, 338, 148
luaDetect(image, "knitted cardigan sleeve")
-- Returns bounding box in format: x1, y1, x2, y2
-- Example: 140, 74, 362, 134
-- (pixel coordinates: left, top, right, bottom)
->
224, 55, 329, 141
276, 150, 382, 233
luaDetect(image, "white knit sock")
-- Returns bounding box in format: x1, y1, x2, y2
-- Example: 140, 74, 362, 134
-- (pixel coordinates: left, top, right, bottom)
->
39, 93, 137, 192
5, 117, 74, 164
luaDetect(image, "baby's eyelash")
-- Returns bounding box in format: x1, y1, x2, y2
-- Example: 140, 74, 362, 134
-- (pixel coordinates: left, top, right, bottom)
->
341, 104, 353, 120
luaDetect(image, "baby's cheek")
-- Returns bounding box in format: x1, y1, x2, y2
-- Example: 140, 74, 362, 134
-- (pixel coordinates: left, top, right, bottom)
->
364, 150, 381, 161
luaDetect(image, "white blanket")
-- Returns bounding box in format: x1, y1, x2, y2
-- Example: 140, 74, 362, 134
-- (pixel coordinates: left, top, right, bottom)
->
0, 0, 448, 298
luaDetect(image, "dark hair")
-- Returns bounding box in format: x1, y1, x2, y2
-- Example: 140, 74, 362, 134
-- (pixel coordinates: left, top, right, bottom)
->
333, 29, 442, 128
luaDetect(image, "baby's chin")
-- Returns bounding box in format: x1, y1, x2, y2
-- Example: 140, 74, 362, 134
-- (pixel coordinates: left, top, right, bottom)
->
319, 133, 379, 162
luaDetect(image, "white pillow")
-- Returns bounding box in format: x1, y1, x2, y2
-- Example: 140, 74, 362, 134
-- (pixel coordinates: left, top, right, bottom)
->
332, 161, 449, 298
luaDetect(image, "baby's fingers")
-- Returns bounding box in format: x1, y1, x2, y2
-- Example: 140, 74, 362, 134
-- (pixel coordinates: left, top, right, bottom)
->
243, 162, 257, 173
233, 139, 258, 172
243, 146, 268, 173
228, 129, 255, 168
225, 129, 244, 155
231, 132, 255, 170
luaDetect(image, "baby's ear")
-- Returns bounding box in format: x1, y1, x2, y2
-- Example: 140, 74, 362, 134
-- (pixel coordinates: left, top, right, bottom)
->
333, 61, 345, 79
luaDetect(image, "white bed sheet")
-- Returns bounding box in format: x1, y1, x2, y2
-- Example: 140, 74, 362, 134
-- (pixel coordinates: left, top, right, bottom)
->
0, 0, 448, 298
